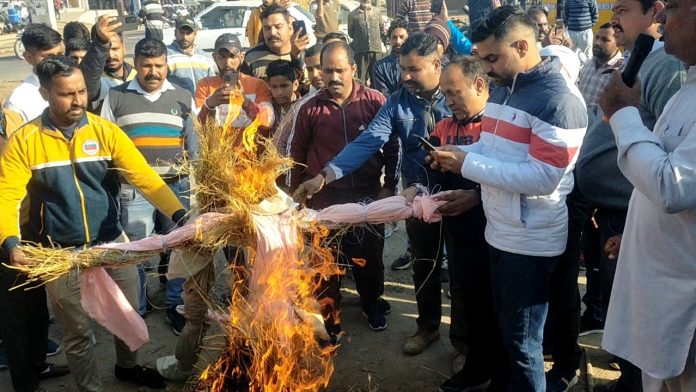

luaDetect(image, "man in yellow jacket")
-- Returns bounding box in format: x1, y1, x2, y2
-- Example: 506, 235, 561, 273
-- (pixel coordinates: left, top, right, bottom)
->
0, 56, 188, 391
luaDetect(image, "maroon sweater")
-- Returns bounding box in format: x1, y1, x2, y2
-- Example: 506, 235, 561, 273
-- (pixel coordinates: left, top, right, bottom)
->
289, 81, 399, 209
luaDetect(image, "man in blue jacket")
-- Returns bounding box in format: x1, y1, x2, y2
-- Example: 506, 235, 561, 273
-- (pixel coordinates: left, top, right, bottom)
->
293, 32, 457, 357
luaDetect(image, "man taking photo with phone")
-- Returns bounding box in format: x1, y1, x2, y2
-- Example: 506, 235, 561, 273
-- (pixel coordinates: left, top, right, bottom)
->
196, 34, 274, 133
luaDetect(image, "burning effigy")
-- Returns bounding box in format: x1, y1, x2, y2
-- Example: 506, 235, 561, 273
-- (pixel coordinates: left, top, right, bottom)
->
6, 90, 446, 391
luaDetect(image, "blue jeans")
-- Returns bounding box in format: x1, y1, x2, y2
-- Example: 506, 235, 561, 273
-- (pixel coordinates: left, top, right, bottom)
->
489, 247, 559, 392
120, 177, 190, 314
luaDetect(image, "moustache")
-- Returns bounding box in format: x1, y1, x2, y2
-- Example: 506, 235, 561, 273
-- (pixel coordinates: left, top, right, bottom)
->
269, 36, 281, 41
145, 75, 162, 81
329, 81, 343, 87
67, 105, 86, 112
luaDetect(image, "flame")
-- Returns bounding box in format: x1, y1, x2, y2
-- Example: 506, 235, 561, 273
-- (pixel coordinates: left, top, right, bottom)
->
195, 101, 340, 391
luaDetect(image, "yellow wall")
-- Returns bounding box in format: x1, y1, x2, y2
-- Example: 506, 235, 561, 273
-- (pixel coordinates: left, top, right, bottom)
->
541, 0, 614, 31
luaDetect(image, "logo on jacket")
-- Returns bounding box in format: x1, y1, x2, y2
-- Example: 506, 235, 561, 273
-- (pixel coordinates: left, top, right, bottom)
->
171, 108, 179, 115
82, 140, 100, 155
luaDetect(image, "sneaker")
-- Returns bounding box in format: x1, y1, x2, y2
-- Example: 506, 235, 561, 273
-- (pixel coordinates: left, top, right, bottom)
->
378, 297, 391, 315
46, 339, 61, 357
439, 368, 490, 392
166, 308, 186, 336
156, 355, 192, 382
546, 370, 578, 392
390, 252, 414, 270
115, 365, 167, 389
403, 329, 440, 355
39, 363, 71, 379
361, 307, 387, 331
579, 316, 604, 337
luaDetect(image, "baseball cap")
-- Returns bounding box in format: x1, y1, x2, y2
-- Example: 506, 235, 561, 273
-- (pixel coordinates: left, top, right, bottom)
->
175, 18, 196, 30
214, 33, 243, 52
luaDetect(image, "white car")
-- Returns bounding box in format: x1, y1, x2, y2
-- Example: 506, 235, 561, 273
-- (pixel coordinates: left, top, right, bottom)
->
162, 1, 316, 51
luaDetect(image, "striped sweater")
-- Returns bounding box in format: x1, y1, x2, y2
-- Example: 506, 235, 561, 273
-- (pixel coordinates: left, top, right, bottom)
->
459, 57, 588, 257
103, 80, 197, 177
564, 0, 599, 32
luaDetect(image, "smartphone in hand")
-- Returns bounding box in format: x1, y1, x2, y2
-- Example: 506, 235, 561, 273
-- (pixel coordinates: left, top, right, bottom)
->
292, 20, 307, 38
416, 135, 437, 152
223, 71, 239, 87
430, 0, 444, 14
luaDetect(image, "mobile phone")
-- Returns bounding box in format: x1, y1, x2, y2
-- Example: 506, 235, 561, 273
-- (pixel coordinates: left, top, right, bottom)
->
555, 18, 565, 31
223, 71, 239, 87
292, 20, 307, 38
416, 135, 437, 152
430, 0, 443, 14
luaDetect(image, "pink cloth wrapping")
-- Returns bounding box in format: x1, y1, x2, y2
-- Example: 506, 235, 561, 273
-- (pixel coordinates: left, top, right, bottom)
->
80, 267, 149, 351
83, 194, 447, 344
315, 195, 446, 224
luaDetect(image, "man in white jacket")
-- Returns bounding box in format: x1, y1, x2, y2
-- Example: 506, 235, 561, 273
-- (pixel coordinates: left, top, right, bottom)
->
597, 0, 696, 390
429, 7, 588, 391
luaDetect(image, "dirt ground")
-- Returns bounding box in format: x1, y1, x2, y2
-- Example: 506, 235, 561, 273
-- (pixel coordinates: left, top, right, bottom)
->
0, 220, 620, 392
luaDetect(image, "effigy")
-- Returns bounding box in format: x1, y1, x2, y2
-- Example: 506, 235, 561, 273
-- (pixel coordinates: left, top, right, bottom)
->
6, 89, 446, 391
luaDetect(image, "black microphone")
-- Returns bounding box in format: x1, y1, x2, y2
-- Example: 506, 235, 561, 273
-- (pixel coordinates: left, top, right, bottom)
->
622, 33, 655, 87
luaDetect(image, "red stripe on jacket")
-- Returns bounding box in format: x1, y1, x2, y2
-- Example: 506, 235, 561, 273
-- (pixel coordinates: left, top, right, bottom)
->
481, 116, 531, 144
529, 133, 579, 168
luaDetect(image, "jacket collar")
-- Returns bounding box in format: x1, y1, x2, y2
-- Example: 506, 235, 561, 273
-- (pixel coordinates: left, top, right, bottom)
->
169, 41, 202, 56
40, 109, 89, 137
105, 62, 135, 82
511, 56, 560, 89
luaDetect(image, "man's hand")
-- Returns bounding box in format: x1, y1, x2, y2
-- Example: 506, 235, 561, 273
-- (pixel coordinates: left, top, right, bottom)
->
9, 247, 31, 268
599, 72, 641, 120
206, 84, 235, 108
426, 145, 467, 173
439, 1, 449, 19
544, 27, 573, 48
432, 189, 480, 216
96, 15, 122, 45
292, 174, 325, 204
377, 186, 395, 200
291, 28, 310, 58
399, 186, 418, 205
604, 234, 622, 260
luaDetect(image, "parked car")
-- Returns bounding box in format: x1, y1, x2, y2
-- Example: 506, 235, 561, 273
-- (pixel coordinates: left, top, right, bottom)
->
162, 1, 316, 51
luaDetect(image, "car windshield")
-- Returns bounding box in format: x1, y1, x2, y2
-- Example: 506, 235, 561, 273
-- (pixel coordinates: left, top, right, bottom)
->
199, 6, 248, 29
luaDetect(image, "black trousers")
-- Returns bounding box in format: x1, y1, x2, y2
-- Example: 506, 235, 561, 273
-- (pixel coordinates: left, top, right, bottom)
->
544, 187, 586, 377
444, 205, 502, 376
406, 213, 472, 351
317, 224, 385, 335
0, 258, 49, 392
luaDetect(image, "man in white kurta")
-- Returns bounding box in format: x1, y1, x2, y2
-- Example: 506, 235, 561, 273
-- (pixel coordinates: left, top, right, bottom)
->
598, 1, 696, 390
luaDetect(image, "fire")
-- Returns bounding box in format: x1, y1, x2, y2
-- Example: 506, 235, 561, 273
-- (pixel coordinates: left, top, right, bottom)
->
194, 92, 340, 391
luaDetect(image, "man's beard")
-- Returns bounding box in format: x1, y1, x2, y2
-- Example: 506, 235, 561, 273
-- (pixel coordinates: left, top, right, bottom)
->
593, 46, 613, 61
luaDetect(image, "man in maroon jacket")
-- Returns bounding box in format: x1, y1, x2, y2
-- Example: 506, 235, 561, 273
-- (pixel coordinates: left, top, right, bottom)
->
289, 41, 400, 340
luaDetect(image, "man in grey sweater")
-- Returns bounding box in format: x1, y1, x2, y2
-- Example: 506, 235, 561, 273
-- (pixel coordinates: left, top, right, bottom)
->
573, 0, 685, 390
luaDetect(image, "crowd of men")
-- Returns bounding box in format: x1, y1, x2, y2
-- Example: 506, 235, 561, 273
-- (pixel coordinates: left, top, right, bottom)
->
0, 0, 695, 391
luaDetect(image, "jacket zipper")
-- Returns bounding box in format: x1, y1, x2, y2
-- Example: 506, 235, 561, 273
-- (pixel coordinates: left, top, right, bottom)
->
339, 103, 356, 198
68, 138, 91, 245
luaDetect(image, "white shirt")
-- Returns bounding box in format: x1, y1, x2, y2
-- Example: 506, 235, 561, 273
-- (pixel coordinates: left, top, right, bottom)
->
603, 65, 696, 380
100, 79, 197, 122
4, 74, 46, 123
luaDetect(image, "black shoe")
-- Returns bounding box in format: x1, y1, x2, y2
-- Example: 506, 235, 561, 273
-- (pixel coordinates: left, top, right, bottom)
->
46, 339, 61, 357
166, 308, 186, 336
115, 365, 167, 389
390, 252, 413, 270
361, 305, 387, 331
546, 369, 578, 392
579, 315, 604, 337
378, 297, 391, 315
439, 370, 491, 392
39, 363, 71, 379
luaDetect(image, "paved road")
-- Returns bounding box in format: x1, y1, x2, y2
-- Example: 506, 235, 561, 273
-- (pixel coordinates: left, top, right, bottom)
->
0, 30, 147, 83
